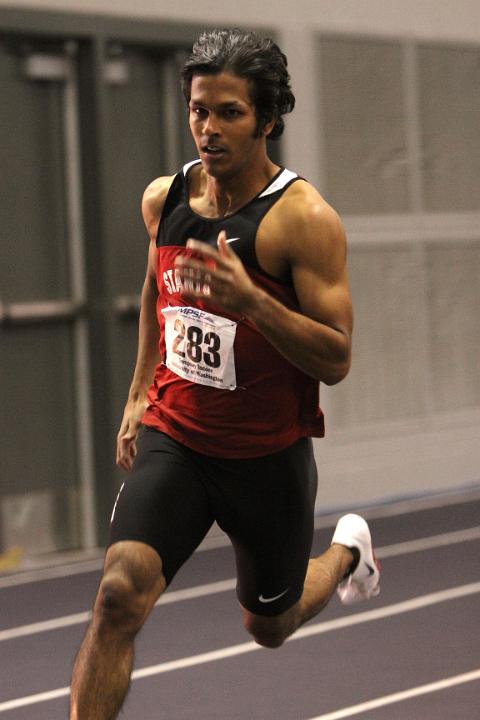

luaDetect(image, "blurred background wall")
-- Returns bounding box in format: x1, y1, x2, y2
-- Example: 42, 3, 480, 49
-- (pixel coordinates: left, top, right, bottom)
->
0, 0, 479, 558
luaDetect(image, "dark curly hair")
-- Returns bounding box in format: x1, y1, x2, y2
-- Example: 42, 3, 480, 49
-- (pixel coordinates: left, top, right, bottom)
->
181, 29, 295, 140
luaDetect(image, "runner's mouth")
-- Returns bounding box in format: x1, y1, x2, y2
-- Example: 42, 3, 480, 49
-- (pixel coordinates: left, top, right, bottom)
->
202, 145, 226, 156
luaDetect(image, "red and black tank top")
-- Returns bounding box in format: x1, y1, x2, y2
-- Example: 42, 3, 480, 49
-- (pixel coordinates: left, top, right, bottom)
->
142, 160, 325, 457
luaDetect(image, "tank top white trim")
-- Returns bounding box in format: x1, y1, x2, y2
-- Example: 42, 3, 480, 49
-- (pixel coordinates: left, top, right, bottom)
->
181, 160, 298, 198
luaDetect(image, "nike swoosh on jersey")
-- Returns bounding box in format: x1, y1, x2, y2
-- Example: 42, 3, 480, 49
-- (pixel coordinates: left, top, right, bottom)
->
258, 587, 290, 604
225, 237, 240, 244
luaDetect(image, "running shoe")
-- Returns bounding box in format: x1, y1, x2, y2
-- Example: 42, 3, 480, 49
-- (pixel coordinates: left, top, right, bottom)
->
331, 513, 380, 604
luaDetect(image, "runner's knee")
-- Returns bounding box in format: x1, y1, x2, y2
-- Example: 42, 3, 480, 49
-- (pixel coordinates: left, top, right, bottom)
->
94, 544, 166, 635
243, 613, 289, 649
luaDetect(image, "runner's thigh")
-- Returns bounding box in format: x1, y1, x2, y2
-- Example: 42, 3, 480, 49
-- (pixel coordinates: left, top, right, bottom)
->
214, 438, 318, 616
109, 428, 215, 585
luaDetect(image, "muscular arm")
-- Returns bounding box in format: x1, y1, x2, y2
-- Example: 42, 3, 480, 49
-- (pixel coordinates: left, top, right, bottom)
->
176, 186, 352, 385
116, 177, 172, 470
246, 202, 352, 384
244, 285, 350, 385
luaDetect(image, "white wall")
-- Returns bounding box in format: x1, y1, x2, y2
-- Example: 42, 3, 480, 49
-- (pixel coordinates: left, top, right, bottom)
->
3, 0, 479, 512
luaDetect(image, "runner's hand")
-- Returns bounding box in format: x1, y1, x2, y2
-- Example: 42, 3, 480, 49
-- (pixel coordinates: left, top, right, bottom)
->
116, 398, 147, 471
175, 230, 261, 315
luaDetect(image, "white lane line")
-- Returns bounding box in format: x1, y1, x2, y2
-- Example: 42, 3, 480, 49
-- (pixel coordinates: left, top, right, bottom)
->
1, 528, 479, 643
375, 526, 480, 559
0, 687, 72, 713
291, 581, 480, 642
0, 558, 104, 589
0, 612, 92, 642
306, 668, 480, 720
0, 579, 236, 643
157, 578, 236, 604
1, 581, 479, 713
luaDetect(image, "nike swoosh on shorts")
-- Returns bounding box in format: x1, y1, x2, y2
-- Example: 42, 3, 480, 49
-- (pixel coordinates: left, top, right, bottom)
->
258, 588, 290, 604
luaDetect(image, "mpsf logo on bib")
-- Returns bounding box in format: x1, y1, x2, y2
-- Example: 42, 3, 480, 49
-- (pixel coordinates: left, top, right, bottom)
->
162, 306, 238, 391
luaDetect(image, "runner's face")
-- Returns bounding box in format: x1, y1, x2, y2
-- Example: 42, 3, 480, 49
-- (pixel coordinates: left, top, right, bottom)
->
189, 72, 266, 178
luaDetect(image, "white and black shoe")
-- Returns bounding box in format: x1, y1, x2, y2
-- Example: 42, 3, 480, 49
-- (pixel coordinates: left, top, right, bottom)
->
331, 513, 381, 604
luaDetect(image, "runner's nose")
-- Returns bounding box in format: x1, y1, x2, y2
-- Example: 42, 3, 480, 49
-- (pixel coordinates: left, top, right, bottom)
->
203, 112, 221, 137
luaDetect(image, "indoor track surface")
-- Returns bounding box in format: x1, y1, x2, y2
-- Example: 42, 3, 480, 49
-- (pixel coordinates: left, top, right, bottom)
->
1, 491, 479, 719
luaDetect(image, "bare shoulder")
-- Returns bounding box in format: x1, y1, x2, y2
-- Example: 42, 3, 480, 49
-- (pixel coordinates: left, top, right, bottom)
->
262, 179, 345, 284
257, 178, 346, 281
141, 175, 175, 240
281, 179, 345, 254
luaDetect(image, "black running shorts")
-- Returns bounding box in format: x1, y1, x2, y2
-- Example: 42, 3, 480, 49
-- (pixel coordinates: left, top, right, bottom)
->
108, 427, 318, 616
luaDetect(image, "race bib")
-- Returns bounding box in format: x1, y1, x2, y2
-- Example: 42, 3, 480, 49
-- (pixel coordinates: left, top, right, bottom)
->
162, 306, 238, 391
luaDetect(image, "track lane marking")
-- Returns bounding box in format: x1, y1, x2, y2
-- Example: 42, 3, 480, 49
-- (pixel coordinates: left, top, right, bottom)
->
375, 526, 480, 558
0, 579, 237, 642
0, 559, 104, 589
0, 581, 479, 712
1, 527, 479, 642
306, 668, 480, 719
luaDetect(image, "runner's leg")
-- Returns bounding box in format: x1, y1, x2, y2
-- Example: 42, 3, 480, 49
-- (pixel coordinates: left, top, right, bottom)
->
70, 429, 215, 719
70, 541, 165, 719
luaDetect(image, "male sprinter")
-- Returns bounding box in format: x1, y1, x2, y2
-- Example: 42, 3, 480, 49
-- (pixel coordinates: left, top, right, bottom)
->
70, 29, 380, 719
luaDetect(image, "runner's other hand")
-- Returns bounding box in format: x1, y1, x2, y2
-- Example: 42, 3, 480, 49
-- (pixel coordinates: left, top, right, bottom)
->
116, 398, 147, 471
